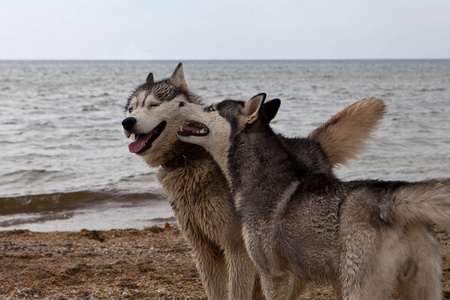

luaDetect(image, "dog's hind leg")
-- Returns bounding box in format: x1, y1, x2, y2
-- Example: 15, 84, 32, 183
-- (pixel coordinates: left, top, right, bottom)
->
339, 224, 405, 300
397, 224, 442, 300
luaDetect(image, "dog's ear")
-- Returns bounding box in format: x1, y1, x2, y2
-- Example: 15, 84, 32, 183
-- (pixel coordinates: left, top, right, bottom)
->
244, 93, 267, 125
146, 73, 154, 85
262, 99, 281, 123
171, 63, 189, 90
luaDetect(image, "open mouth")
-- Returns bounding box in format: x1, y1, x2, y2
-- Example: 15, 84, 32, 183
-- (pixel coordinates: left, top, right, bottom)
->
178, 121, 209, 137
128, 121, 167, 154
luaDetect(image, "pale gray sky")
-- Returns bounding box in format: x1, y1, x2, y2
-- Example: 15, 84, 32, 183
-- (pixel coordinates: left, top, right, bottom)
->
1, 0, 449, 60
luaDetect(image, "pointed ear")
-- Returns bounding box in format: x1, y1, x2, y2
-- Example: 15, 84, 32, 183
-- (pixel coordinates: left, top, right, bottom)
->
171, 62, 188, 90
262, 99, 281, 123
244, 93, 267, 124
146, 73, 154, 85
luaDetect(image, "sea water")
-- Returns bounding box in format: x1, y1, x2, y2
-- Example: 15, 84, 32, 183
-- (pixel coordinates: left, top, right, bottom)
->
0, 60, 449, 231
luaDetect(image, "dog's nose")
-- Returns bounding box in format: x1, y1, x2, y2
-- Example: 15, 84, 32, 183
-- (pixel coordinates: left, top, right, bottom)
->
122, 117, 137, 130
179, 101, 185, 107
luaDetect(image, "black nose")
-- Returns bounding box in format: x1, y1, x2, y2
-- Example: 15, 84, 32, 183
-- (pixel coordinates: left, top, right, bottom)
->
122, 117, 137, 130
179, 101, 185, 107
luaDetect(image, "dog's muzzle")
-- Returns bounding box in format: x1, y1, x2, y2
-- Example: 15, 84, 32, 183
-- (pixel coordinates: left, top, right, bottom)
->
122, 116, 167, 154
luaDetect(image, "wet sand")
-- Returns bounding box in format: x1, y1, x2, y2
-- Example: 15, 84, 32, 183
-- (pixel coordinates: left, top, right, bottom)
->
1, 224, 449, 299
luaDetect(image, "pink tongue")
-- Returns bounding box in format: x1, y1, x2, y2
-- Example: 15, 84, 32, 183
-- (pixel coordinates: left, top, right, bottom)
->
182, 125, 201, 132
128, 133, 154, 153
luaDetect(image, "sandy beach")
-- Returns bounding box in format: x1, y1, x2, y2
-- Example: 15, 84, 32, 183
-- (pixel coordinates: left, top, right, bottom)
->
1, 224, 449, 299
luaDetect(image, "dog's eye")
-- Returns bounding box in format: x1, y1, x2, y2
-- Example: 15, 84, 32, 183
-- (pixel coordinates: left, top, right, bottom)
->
149, 103, 159, 108
207, 105, 215, 112
128, 107, 133, 113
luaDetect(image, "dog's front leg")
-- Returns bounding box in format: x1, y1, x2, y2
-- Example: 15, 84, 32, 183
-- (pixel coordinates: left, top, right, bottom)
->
191, 237, 228, 300
225, 244, 260, 300
288, 276, 308, 300
260, 273, 295, 300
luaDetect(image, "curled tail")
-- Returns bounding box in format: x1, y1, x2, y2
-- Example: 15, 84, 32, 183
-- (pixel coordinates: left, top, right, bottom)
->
393, 179, 450, 230
308, 98, 387, 168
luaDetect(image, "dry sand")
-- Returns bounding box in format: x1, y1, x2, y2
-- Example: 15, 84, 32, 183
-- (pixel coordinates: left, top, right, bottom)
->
1, 224, 449, 299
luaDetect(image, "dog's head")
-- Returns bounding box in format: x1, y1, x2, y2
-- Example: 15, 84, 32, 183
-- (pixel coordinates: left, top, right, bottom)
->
122, 63, 200, 167
177, 93, 278, 156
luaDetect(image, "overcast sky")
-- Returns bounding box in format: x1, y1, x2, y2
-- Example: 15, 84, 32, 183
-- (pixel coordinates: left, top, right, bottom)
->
1, 0, 449, 60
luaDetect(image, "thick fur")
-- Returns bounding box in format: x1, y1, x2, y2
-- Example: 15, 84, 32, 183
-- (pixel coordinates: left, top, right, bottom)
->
177, 93, 449, 300
123, 64, 386, 299
308, 97, 387, 168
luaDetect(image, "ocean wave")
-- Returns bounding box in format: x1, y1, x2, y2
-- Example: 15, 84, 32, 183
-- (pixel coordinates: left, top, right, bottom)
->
419, 88, 446, 92
0, 169, 63, 190
0, 211, 74, 227
0, 190, 164, 216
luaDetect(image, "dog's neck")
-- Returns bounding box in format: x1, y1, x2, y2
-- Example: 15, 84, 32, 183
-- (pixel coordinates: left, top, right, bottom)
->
204, 143, 232, 183
226, 121, 309, 207
162, 144, 209, 171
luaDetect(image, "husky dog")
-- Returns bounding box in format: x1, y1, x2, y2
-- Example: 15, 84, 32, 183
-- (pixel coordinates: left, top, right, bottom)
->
177, 93, 450, 300
122, 64, 386, 299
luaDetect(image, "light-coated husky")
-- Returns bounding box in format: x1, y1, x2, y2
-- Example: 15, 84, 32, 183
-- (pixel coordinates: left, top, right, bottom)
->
177, 93, 450, 300
122, 64, 386, 299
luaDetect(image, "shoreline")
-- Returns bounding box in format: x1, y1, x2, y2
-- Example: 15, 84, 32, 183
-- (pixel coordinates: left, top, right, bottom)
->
1, 224, 449, 299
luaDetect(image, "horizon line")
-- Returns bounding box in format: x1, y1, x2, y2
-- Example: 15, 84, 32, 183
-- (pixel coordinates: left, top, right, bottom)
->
1, 58, 449, 62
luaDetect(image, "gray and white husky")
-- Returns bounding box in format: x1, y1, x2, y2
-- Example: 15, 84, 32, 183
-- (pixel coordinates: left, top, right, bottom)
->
122, 64, 387, 299
177, 93, 450, 300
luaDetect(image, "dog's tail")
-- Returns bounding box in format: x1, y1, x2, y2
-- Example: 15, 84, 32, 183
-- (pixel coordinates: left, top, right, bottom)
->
392, 179, 450, 230
308, 98, 387, 168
